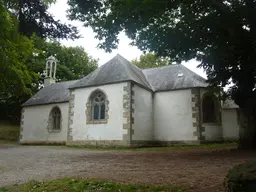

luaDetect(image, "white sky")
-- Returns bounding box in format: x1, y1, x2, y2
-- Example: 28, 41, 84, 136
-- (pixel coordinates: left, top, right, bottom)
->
49, 0, 207, 79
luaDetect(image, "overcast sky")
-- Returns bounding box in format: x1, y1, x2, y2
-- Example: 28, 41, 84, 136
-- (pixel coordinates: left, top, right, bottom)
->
49, 0, 207, 78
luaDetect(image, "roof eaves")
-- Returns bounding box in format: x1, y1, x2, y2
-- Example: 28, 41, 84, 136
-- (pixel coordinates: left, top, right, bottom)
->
69, 80, 154, 92
69, 80, 132, 90
154, 86, 208, 93
22, 100, 69, 107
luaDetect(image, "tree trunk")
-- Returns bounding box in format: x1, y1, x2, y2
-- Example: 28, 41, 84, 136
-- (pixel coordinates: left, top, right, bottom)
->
238, 103, 256, 149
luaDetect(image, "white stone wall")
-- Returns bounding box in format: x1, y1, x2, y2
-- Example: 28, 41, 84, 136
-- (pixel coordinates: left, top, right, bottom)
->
71, 83, 127, 141
154, 89, 197, 141
132, 85, 153, 141
21, 103, 69, 143
222, 109, 239, 140
202, 123, 222, 141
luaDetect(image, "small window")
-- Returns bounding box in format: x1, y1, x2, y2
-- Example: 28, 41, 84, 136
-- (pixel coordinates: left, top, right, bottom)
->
49, 107, 61, 131
202, 95, 216, 123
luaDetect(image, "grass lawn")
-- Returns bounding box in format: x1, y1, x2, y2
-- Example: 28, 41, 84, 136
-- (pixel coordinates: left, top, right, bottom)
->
0, 178, 185, 192
0, 121, 19, 142
0, 140, 18, 145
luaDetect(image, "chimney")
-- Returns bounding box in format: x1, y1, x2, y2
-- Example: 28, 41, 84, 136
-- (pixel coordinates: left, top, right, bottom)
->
43, 55, 58, 86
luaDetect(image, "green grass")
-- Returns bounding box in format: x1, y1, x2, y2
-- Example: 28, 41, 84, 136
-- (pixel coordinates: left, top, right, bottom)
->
49, 142, 237, 151
0, 121, 19, 142
0, 140, 18, 144
0, 166, 9, 171
0, 178, 185, 192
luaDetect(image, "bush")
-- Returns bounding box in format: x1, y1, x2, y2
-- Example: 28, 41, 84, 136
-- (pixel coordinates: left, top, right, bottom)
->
224, 162, 256, 192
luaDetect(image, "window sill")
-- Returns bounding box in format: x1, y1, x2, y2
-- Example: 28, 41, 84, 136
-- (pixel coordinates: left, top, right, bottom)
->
48, 130, 61, 133
202, 122, 221, 126
87, 120, 108, 124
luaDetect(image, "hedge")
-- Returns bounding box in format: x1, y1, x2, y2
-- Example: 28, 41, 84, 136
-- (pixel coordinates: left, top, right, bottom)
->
224, 162, 256, 192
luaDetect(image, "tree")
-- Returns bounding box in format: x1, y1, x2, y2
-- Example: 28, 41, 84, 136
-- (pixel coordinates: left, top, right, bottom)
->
0, 0, 39, 122
68, 0, 256, 148
1, 35, 98, 122
4, 0, 79, 39
0, 0, 89, 123
0, 0, 38, 97
132, 53, 171, 69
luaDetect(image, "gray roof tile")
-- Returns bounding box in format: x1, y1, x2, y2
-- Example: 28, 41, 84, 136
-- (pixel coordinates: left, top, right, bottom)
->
22, 80, 78, 106
69, 54, 151, 90
142, 64, 208, 91
23, 54, 209, 106
222, 99, 239, 109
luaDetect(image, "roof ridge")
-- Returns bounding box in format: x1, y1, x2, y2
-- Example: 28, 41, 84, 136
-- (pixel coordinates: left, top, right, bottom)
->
69, 54, 152, 90
117, 55, 152, 89
54, 79, 80, 84
142, 64, 179, 71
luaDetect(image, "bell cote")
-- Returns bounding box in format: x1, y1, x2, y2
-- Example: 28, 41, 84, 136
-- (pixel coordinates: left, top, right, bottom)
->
43, 55, 58, 86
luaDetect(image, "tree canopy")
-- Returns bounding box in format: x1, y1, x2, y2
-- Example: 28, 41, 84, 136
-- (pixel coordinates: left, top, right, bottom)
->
29, 37, 98, 84
0, 0, 39, 122
67, 0, 255, 104
67, 0, 256, 148
0, 0, 38, 97
1, 34, 98, 122
0, 0, 98, 123
4, 0, 79, 39
132, 53, 171, 69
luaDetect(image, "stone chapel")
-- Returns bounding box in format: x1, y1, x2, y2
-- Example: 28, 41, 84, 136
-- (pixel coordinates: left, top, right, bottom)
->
20, 54, 239, 146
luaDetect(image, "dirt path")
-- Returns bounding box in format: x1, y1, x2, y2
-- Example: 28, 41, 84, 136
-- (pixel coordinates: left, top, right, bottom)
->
1, 144, 256, 191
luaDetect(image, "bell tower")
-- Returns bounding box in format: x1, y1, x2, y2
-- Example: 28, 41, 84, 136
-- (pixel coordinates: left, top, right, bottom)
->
43, 55, 58, 86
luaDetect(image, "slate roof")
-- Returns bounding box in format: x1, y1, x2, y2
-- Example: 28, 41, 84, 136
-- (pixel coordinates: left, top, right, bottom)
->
22, 80, 78, 106
222, 99, 239, 109
69, 54, 151, 90
23, 54, 208, 106
143, 64, 208, 91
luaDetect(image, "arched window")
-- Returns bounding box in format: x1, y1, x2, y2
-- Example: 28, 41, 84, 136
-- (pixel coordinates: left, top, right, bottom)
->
51, 62, 55, 78
91, 91, 106, 120
86, 90, 109, 124
46, 61, 51, 77
49, 107, 61, 131
202, 95, 216, 123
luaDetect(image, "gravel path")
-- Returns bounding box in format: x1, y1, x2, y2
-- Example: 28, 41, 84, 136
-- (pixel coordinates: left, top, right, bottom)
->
1, 144, 256, 192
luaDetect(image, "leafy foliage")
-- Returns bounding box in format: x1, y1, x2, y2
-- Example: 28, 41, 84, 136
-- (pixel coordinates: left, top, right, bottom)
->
0, 0, 38, 97
67, 0, 256, 148
30, 37, 98, 83
0, 34, 98, 122
4, 0, 79, 39
1, 0, 97, 124
0, 0, 39, 122
2, 178, 184, 192
67, 0, 255, 105
224, 162, 256, 192
132, 53, 171, 69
